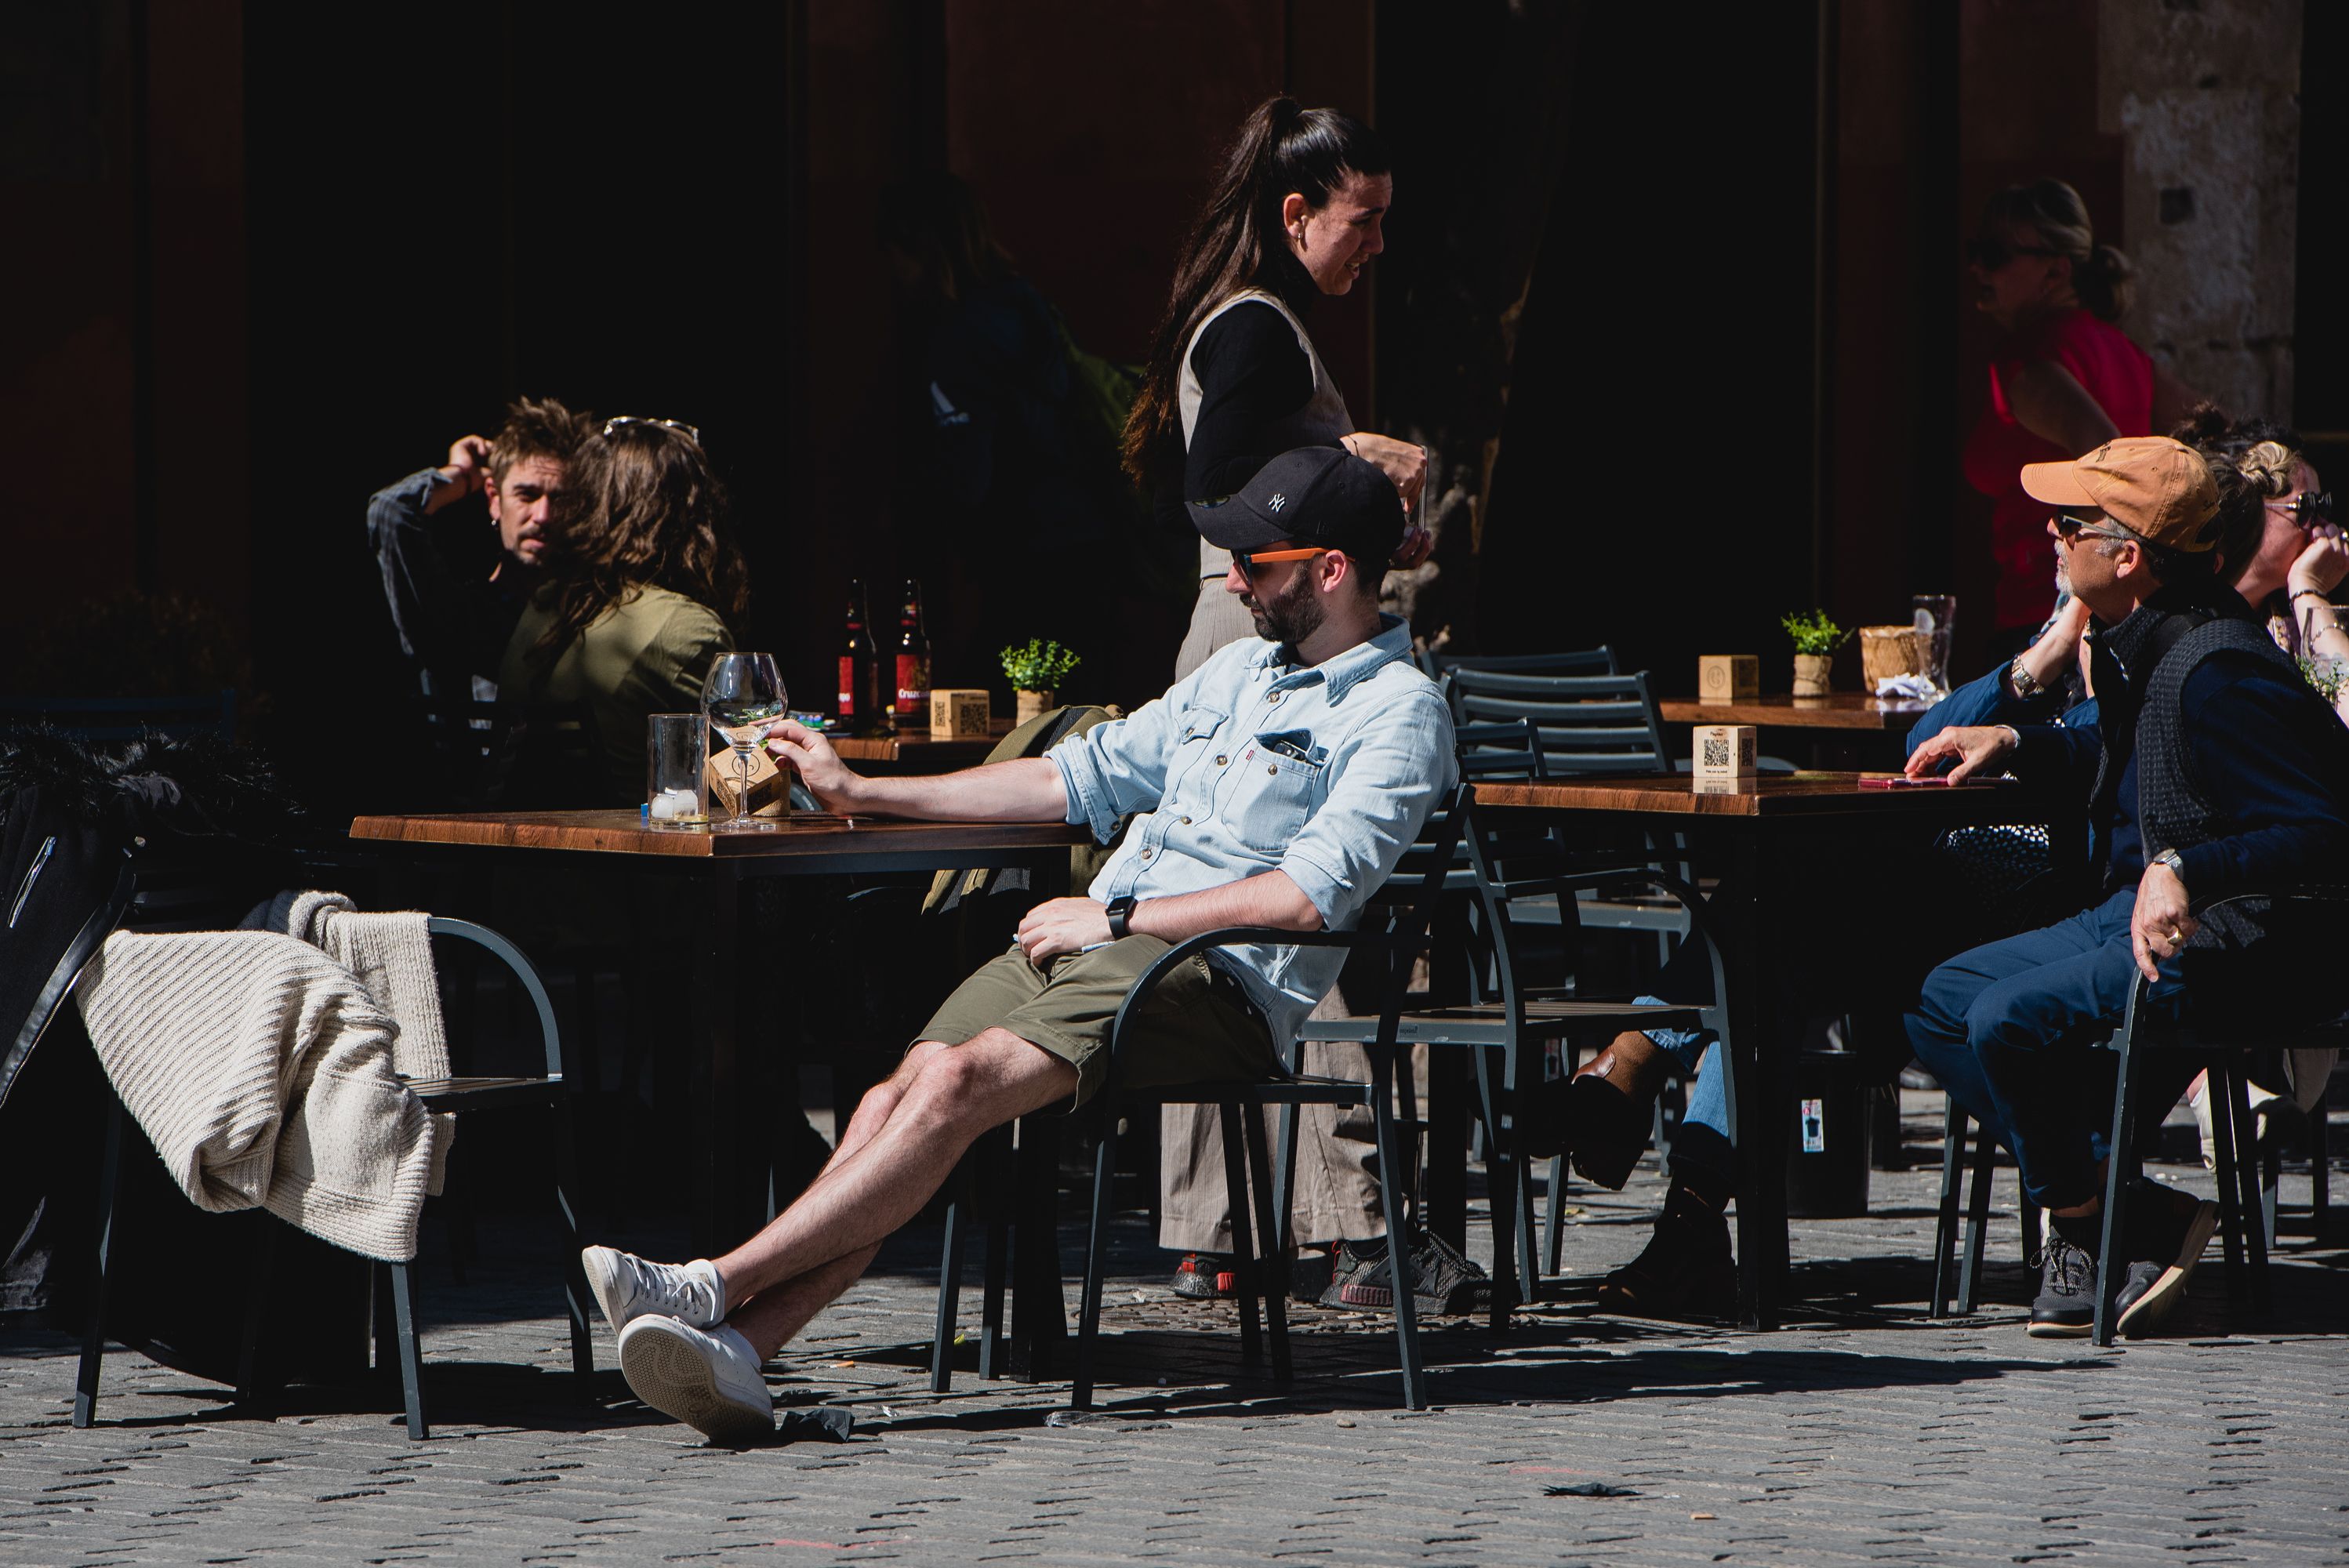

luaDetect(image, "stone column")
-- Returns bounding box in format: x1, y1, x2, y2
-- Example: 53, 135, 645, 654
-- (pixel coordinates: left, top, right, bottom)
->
2100, 0, 2304, 421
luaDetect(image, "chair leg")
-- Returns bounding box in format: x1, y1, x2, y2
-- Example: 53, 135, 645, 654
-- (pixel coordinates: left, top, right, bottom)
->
1371, 1051, 1426, 1411
235, 1221, 278, 1406
1544, 1155, 1567, 1276
2310, 1084, 2330, 1246
2208, 1054, 2248, 1299
1958, 1117, 1998, 1316
1240, 1102, 1291, 1384
1471, 1047, 1519, 1327
1218, 1105, 1263, 1370
2092, 1033, 2140, 1348
1272, 1102, 1300, 1257
980, 1210, 1008, 1381
1072, 1118, 1119, 1411
389, 1261, 428, 1441
2225, 1054, 2271, 1315
552, 1096, 594, 1397
1930, 1101, 1965, 1318
73, 1098, 127, 1429
930, 1197, 965, 1395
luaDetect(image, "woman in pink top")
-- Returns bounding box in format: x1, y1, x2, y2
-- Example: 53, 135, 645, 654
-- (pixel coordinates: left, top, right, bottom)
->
1960, 179, 2197, 650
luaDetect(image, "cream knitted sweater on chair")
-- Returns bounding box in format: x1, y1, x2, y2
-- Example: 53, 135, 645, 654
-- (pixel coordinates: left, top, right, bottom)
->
74, 893, 453, 1263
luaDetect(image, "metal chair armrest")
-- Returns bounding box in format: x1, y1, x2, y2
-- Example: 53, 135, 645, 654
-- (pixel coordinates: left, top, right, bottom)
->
1104, 924, 1433, 1069
423, 916, 564, 1082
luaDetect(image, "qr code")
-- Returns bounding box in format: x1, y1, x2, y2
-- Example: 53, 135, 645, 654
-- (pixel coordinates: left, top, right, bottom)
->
1702, 737, 1730, 768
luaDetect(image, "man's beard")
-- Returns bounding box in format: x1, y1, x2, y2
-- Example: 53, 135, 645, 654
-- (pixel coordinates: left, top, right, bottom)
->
1245, 566, 1325, 648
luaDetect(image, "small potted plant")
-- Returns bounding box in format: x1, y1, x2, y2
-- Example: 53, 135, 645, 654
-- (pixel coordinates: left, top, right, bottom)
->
1779, 608, 1850, 698
1001, 638, 1082, 724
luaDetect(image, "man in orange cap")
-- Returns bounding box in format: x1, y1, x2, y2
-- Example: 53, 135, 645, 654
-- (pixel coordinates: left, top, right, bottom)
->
1904, 436, 2349, 1339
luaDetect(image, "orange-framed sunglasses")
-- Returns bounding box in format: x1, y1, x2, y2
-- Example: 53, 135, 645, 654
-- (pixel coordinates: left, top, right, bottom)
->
1232, 546, 1328, 577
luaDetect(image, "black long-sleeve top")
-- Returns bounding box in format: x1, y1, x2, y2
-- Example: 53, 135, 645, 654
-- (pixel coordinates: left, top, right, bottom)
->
1148, 300, 1332, 540
2010, 648, 2349, 900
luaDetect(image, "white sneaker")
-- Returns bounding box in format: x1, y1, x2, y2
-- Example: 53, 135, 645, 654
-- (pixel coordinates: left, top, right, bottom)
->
616, 1316, 774, 1446
582, 1246, 724, 1334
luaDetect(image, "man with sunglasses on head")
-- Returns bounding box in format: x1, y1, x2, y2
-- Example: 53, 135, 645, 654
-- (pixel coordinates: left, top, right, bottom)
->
1903, 435, 2349, 1340
575, 446, 1454, 1443
365, 397, 594, 701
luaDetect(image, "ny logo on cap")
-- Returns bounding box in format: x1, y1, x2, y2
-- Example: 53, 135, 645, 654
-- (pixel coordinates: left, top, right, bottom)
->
1267, 493, 1286, 512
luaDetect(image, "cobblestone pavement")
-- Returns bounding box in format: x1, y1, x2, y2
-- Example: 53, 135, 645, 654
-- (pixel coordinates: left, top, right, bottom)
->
4, 1097, 2344, 1566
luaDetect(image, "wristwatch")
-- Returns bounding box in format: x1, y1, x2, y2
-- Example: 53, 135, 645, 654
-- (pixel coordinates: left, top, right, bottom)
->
2007, 657, 2045, 702
1105, 895, 1138, 940
2151, 847, 2187, 887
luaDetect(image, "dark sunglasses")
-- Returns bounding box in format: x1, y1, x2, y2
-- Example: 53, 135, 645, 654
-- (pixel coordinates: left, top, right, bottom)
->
603, 415, 703, 446
1965, 237, 2061, 270
2053, 512, 2133, 546
1232, 546, 1328, 578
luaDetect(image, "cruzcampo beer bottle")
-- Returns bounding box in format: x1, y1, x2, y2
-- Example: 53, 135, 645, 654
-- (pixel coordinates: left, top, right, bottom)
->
894, 579, 931, 721
837, 579, 891, 735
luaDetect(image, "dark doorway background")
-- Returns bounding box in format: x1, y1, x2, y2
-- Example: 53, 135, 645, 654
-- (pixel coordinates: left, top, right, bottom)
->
1, 1, 2331, 822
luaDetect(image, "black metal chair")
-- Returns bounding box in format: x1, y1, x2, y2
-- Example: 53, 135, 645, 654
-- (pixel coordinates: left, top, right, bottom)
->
1925, 889, 2345, 1338
1418, 647, 1618, 681
73, 916, 592, 1440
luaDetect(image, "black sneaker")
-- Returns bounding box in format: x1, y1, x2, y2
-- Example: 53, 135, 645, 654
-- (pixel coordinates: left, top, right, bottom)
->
2115, 1178, 2219, 1339
2028, 1230, 2099, 1338
1596, 1183, 1736, 1320
1170, 1253, 1235, 1300
1320, 1230, 1496, 1314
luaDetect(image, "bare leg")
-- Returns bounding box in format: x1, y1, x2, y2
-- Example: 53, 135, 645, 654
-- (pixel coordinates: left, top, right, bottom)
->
710, 1029, 1073, 1313
728, 1243, 883, 1360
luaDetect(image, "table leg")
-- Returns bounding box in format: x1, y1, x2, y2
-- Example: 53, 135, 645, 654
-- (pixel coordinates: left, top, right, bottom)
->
1720, 833, 1788, 1330
688, 866, 746, 1257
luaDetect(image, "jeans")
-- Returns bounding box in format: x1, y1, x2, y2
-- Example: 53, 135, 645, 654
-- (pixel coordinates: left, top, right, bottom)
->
1904, 887, 2184, 1210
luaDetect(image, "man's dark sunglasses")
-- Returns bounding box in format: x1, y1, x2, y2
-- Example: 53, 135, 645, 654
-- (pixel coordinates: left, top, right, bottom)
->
1965, 237, 2061, 270
2053, 512, 2132, 545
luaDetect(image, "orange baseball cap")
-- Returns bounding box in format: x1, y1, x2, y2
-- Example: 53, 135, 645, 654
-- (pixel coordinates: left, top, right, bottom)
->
2019, 436, 2224, 552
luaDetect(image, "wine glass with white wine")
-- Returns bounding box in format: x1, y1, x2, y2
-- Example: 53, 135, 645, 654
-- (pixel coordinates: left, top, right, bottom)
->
703, 652, 787, 832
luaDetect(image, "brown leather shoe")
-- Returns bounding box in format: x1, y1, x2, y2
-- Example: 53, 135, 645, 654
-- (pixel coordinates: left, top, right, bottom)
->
1564, 1032, 1672, 1190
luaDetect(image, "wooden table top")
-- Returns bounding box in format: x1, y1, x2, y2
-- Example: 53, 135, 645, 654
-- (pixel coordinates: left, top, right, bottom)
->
1657, 692, 1933, 731
828, 719, 1013, 764
1474, 771, 2037, 819
350, 808, 1090, 858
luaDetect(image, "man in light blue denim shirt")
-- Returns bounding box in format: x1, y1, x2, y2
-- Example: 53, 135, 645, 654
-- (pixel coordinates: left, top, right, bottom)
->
581, 448, 1454, 1442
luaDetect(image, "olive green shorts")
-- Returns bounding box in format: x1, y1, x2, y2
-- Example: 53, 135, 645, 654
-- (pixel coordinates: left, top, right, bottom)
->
917, 936, 1279, 1111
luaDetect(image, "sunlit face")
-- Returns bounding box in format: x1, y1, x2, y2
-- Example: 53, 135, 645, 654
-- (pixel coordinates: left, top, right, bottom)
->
1225, 549, 1327, 645
2048, 508, 2130, 617
2247, 458, 2325, 588
489, 455, 564, 568
1288, 171, 1392, 297
1970, 220, 2071, 328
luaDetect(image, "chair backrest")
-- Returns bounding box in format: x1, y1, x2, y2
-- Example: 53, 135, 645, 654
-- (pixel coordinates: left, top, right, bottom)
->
1443, 667, 1670, 777
0, 692, 236, 744
427, 916, 566, 1080
1420, 646, 1618, 681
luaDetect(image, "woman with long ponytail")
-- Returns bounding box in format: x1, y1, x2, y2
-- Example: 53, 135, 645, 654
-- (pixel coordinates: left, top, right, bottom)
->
1127, 95, 1428, 680
1130, 96, 1462, 1318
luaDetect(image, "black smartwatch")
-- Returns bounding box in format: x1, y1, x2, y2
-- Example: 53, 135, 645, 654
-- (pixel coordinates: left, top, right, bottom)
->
1105, 895, 1138, 940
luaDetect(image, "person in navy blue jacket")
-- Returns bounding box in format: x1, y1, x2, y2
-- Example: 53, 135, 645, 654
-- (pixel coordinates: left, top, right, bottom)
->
1904, 437, 2349, 1341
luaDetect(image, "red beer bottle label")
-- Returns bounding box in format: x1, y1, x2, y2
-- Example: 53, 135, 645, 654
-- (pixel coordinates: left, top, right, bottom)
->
838, 657, 857, 718
895, 654, 930, 715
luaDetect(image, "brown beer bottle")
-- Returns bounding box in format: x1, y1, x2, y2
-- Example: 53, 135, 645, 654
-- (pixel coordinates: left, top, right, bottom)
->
837, 579, 891, 734
895, 579, 931, 720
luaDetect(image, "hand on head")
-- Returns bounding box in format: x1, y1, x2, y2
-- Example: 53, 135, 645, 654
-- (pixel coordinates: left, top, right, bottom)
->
2289, 526, 2349, 598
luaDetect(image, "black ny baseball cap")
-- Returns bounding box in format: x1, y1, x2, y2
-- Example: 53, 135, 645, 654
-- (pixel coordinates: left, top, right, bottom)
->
1186, 445, 1407, 565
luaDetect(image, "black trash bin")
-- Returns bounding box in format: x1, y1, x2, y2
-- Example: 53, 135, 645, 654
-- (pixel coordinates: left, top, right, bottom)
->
1784, 1049, 1875, 1218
